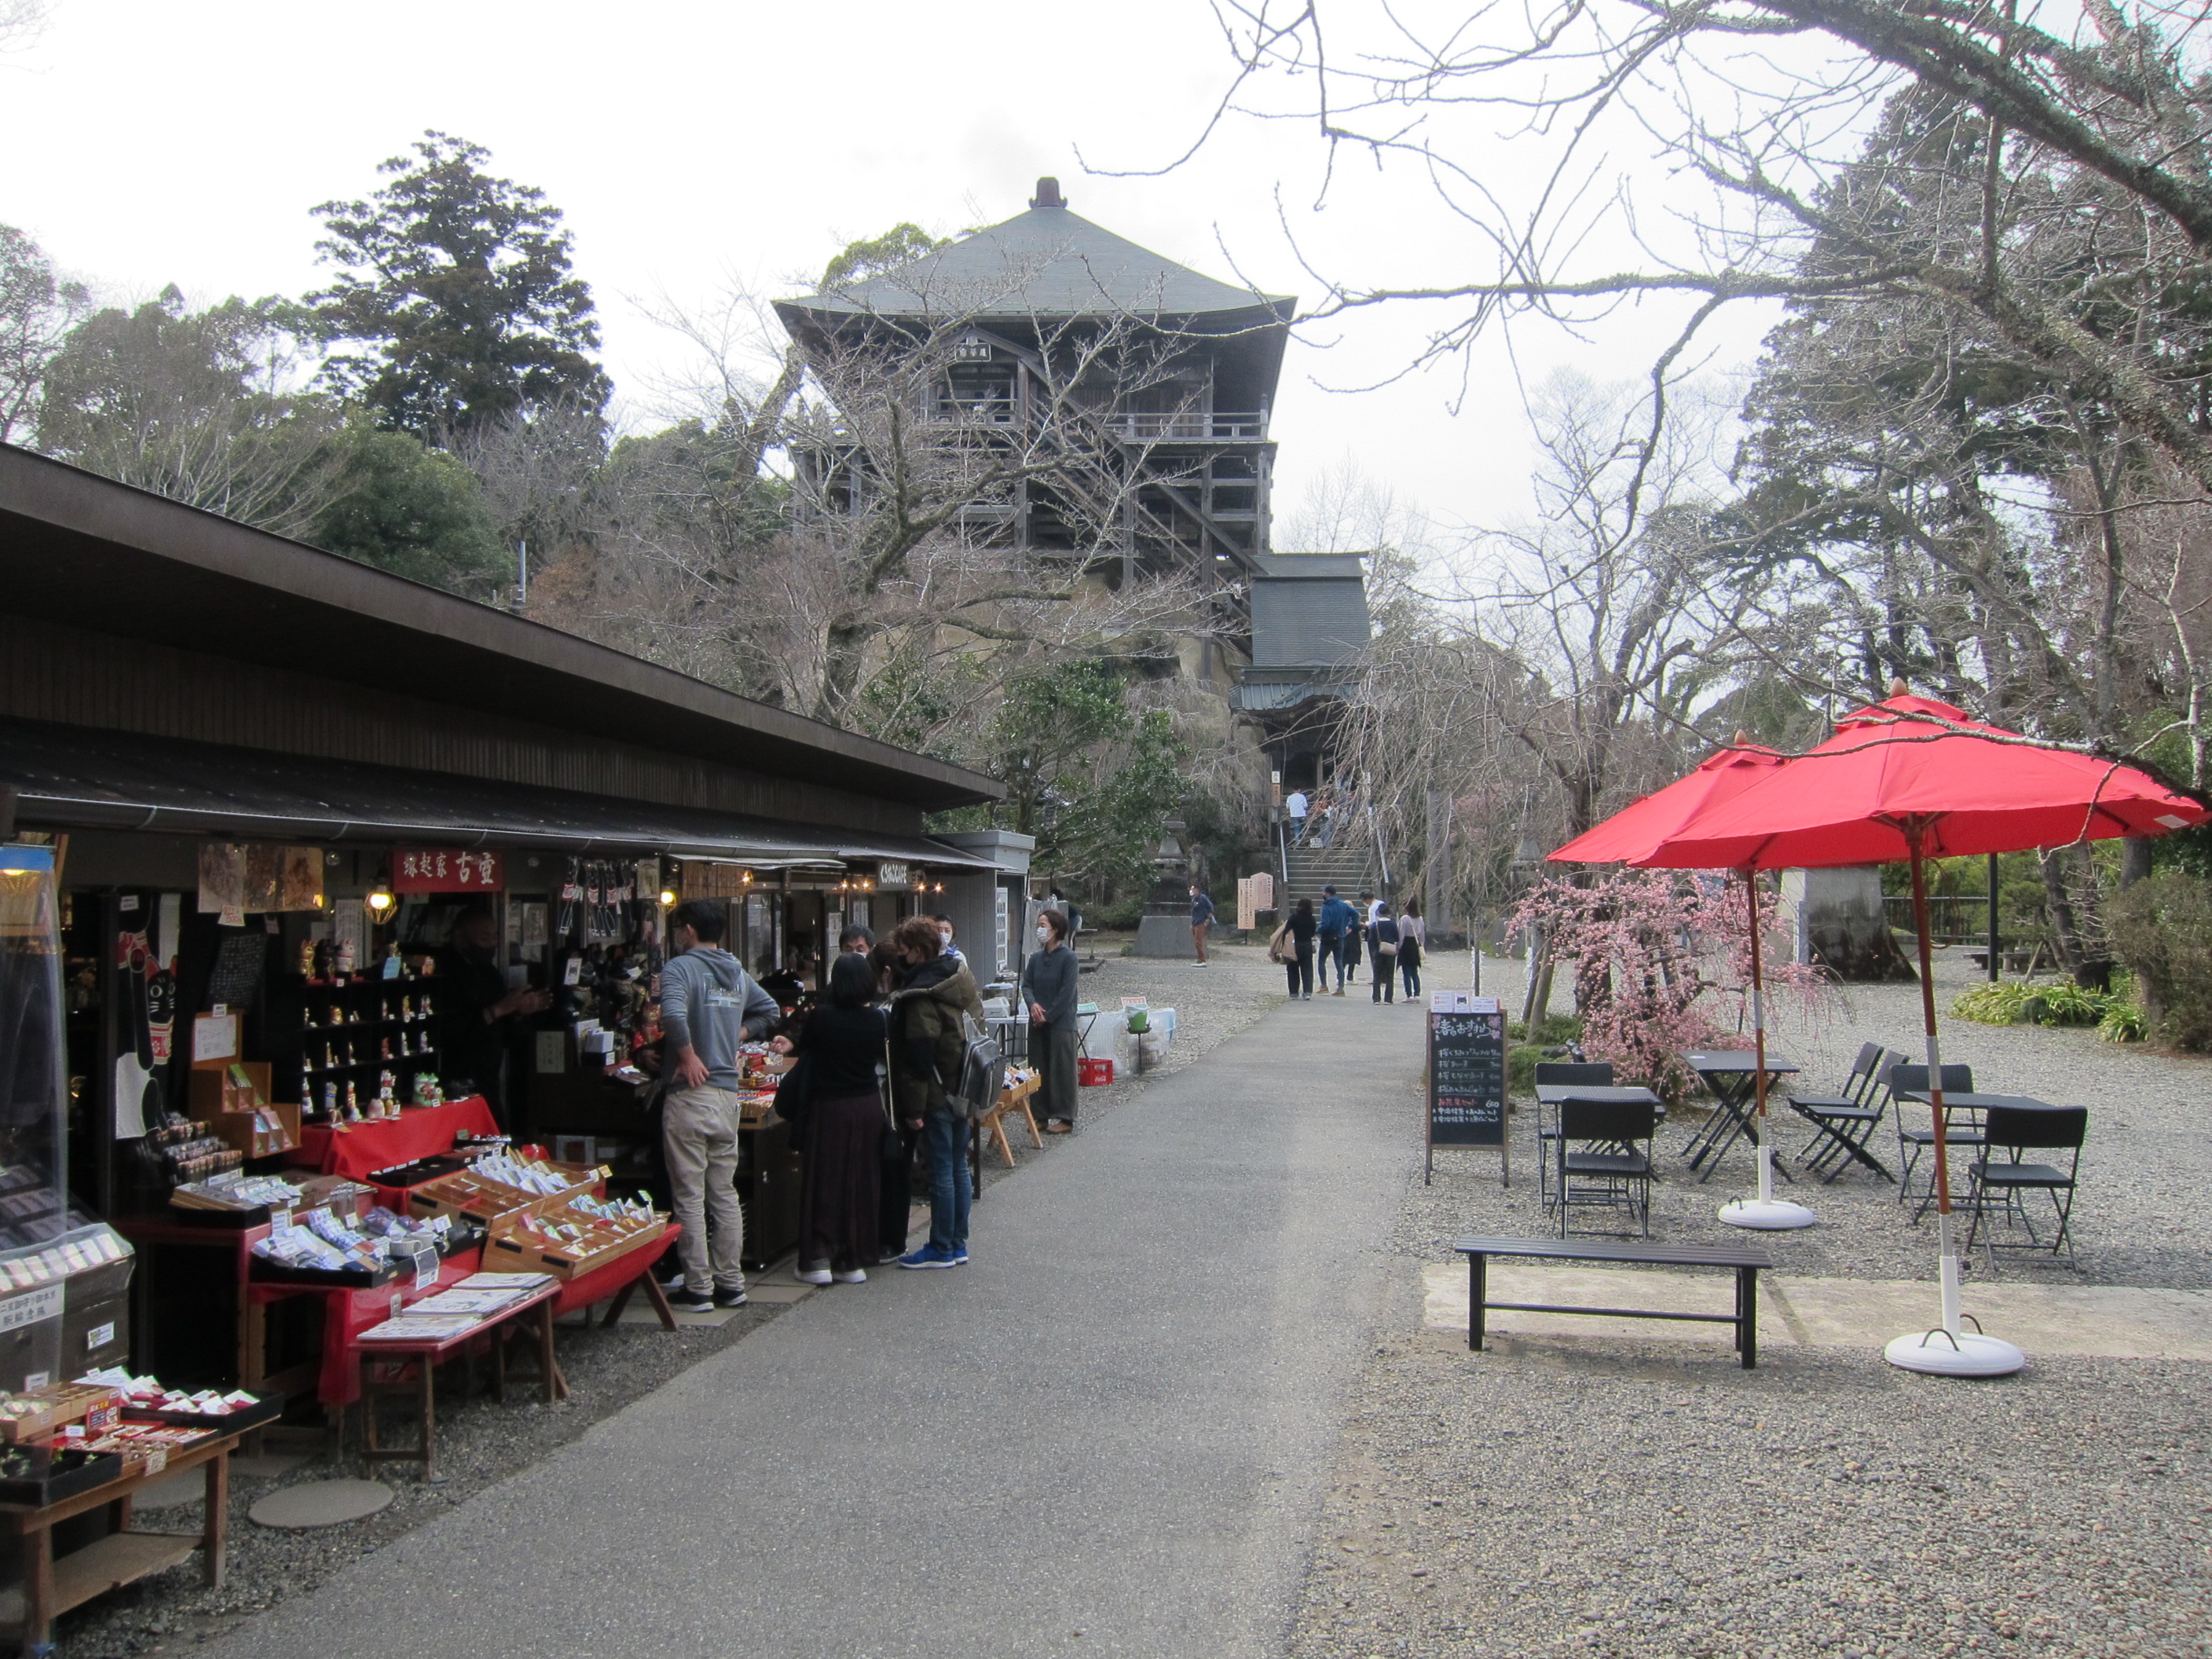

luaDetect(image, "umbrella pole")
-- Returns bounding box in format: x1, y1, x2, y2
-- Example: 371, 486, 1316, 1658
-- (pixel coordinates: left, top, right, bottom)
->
1719, 870, 1815, 1230
1886, 833, 2023, 1375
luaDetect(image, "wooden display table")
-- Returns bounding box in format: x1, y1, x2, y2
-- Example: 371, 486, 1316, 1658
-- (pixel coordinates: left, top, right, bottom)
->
354, 1277, 562, 1481
1, 1431, 237, 1654
976, 1073, 1043, 1170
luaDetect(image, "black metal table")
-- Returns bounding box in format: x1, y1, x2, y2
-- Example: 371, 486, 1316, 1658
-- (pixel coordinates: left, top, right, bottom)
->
1680, 1050, 1800, 1183
1453, 1234, 1772, 1368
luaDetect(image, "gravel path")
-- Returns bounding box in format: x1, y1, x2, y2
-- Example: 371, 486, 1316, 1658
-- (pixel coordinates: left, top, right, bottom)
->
1287, 949, 2212, 1659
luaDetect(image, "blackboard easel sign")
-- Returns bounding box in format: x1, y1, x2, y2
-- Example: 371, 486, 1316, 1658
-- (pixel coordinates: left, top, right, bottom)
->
1427, 992, 1507, 1186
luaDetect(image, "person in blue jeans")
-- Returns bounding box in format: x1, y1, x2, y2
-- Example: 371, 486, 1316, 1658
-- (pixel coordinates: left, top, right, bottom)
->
884, 915, 984, 1269
1317, 885, 1356, 995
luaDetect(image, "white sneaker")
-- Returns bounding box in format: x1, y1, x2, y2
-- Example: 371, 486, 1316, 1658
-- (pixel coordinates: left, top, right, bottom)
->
832, 1269, 868, 1284
795, 1266, 832, 1286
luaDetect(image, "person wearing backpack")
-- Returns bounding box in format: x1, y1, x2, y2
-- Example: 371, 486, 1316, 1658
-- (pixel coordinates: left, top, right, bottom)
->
1368, 901, 1401, 1004
1022, 908, 1080, 1132
885, 915, 986, 1269
1317, 885, 1355, 996
1397, 896, 1426, 1002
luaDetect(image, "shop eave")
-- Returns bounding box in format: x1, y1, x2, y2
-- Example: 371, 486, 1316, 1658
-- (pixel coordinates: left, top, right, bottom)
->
0, 445, 1004, 815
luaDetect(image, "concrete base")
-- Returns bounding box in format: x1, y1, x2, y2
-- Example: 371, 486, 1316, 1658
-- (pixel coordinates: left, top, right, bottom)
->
248, 1479, 394, 1529
1134, 915, 1196, 958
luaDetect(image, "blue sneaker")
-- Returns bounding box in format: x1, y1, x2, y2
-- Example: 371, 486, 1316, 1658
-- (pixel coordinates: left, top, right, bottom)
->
898, 1245, 955, 1269
948, 1246, 969, 1265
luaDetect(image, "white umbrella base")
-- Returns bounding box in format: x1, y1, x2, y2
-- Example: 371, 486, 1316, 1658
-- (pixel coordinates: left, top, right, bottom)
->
1717, 1198, 1817, 1230
1885, 1329, 2025, 1376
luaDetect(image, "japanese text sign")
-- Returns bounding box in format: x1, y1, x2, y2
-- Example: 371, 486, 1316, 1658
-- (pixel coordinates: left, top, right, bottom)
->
392, 848, 506, 893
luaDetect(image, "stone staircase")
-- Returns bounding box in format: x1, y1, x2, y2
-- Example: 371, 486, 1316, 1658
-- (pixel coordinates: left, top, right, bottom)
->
1280, 837, 1382, 909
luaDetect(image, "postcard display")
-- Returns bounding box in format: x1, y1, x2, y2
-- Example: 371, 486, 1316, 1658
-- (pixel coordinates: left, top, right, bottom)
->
0, 847, 137, 1395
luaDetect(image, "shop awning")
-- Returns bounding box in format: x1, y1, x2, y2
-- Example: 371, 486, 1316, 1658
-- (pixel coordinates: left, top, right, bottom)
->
0, 720, 1001, 871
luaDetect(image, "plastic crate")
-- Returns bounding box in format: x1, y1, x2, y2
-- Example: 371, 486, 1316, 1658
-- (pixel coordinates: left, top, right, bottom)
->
1078, 1058, 1114, 1087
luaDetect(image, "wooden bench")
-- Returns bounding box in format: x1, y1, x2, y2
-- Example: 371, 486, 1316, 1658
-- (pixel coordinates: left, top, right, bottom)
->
1454, 1235, 1773, 1368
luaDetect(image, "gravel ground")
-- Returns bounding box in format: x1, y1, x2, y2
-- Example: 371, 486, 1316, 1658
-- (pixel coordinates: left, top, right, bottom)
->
1287, 948, 2212, 1659
52, 940, 1291, 1658
1444, 948, 2212, 1288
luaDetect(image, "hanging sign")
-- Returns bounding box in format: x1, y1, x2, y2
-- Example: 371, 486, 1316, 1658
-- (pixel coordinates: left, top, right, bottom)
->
1427, 995, 1508, 1186
392, 849, 505, 893
877, 861, 910, 890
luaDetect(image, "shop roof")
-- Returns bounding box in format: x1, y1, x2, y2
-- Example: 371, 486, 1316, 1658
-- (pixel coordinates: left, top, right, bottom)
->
0, 445, 1002, 814
0, 719, 1000, 870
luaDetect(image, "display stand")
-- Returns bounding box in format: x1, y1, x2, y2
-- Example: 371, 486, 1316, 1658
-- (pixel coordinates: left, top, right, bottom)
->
1, 1430, 237, 1653
355, 1278, 562, 1481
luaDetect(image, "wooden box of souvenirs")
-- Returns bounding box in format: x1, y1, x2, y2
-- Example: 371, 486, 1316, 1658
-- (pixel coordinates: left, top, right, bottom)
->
482, 1194, 668, 1282
404, 1154, 606, 1228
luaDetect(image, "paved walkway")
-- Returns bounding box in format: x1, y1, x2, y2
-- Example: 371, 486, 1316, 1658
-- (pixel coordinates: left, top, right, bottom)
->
203, 990, 1424, 1659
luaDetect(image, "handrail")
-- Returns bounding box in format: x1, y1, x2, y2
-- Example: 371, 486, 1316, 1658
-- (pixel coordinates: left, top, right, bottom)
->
1368, 801, 1392, 896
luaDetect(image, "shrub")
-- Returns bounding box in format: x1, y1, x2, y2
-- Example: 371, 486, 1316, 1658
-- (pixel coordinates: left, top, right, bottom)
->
2109, 873, 2212, 1051
1949, 979, 2144, 1039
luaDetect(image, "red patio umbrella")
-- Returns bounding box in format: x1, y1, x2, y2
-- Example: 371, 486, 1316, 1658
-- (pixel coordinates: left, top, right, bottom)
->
1549, 739, 1815, 1230
1636, 689, 2207, 1373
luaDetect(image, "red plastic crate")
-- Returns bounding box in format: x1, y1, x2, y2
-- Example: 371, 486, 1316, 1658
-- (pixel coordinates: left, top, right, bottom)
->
1078, 1058, 1114, 1087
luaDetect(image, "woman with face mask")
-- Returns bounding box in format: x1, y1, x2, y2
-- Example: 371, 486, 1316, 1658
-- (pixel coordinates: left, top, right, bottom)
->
1021, 907, 1081, 1133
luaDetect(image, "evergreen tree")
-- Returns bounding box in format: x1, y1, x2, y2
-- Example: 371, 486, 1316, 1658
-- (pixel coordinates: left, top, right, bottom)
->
306, 131, 610, 438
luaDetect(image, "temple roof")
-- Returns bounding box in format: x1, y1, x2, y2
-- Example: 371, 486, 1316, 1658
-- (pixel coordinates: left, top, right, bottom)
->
783, 178, 1293, 321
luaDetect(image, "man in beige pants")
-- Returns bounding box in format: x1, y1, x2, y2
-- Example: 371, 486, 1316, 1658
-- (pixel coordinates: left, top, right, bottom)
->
660, 899, 780, 1311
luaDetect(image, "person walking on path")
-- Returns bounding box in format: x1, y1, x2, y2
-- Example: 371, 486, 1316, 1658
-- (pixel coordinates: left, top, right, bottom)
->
1368, 905, 1400, 1004
1282, 896, 1317, 998
1317, 885, 1354, 996
1189, 881, 1215, 965
1397, 896, 1426, 1002
782, 954, 888, 1286
1284, 788, 1309, 845
1021, 908, 1080, 1133
661, 899, 780, 1311
887, 915, 986, 1269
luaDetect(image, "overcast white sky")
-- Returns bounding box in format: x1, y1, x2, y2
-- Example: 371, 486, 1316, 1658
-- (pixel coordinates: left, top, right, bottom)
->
3, 0, 1785, 543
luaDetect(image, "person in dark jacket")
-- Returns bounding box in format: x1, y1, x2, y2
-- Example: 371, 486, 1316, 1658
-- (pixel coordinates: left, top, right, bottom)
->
885, 915, 985, 1269
1284, 896, 1318, 998
1368, 906, 1400, 1004
781, 953, 888, 1285
434, 906, 550, 1130
1188, 882, 1214, 965
1317, 886, 1355, 996
1021, 908, 1080, 1131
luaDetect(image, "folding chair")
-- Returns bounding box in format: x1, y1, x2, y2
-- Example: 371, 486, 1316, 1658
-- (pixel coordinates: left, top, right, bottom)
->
1888, 1061, 1977, 1218
1786, 1042, 1894, 1183
1556, 1096, 1657, 1239
1967, 1105, 2087, 1268
1533, 1061, 1615, 1212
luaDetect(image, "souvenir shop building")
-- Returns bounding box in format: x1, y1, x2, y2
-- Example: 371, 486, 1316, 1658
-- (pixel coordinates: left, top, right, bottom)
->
0, 444, 1017, 1240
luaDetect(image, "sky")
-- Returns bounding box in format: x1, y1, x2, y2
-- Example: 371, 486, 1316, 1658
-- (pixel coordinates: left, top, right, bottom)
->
2, 0, 1789, 544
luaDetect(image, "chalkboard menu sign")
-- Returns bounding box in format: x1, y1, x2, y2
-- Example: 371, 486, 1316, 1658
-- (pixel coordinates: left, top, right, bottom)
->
1427, 994, 1507, 1183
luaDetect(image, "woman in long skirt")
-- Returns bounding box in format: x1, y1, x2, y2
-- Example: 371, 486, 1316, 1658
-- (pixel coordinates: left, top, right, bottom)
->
1022, 907, 1080, 1132
786, 954, 889, 1284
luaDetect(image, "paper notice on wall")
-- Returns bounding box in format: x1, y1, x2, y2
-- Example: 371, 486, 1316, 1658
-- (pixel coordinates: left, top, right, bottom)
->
196, 843, 244, 916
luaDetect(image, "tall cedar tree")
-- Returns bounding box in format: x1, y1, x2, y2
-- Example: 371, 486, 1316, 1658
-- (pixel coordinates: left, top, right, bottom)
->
307, 132, 610, 438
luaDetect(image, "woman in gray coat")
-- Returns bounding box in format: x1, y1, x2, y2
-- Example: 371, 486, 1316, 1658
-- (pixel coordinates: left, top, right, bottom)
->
1021, 908, 1081, 1133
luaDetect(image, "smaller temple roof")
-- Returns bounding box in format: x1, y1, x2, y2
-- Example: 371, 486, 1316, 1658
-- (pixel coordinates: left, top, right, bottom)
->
782, 178, 1292, 321
1248, 553, 1372, 669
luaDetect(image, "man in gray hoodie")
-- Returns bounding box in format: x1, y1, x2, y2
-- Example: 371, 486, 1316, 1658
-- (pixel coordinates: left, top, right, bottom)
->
661, 899, 781, 1310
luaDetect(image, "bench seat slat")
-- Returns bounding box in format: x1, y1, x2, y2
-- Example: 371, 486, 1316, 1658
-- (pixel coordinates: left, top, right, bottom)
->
1454, 1235, 1770, 1269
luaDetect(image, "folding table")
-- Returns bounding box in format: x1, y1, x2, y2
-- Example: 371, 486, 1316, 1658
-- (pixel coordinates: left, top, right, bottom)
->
1679, 1050, 1800, 1182
1895, 1091, 2049, 1218
353, 1276, 563, 1481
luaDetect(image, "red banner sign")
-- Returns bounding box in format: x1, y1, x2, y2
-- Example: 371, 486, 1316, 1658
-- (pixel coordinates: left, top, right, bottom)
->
391, 848, 505, 892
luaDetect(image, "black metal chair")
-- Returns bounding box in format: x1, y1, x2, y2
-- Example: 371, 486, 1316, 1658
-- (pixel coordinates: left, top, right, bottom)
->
1786, 1042, 1894, 1183
1533, 1061, 1615, 1211
1967, 1105, 2088, 1268
1888, 1061, 1977, 1218
1555, 1096, 1657, 1239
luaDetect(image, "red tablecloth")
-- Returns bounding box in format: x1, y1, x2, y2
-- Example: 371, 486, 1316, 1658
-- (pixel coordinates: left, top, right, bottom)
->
252, 1225, 678, 1406
293, 1097, 500, 1182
